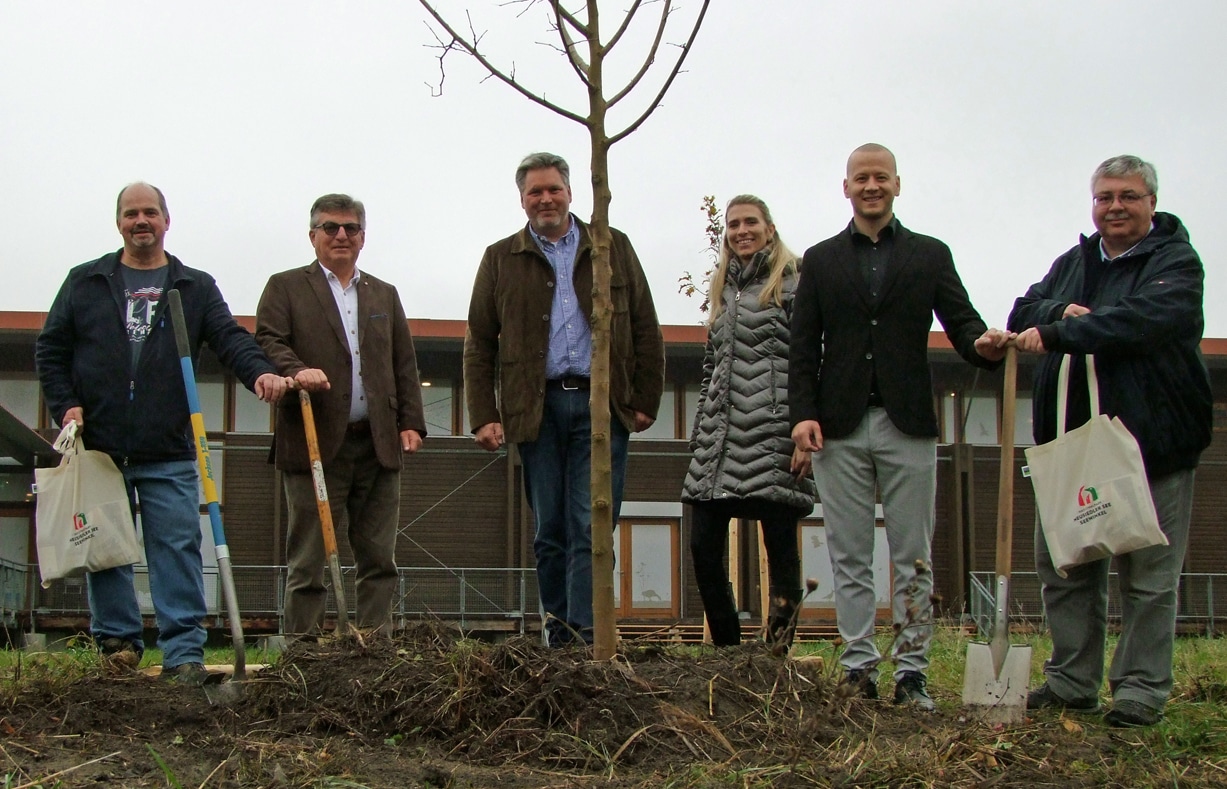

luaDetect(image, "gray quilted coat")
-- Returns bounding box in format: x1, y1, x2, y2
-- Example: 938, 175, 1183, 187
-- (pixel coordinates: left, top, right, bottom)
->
681, 250, 816, 511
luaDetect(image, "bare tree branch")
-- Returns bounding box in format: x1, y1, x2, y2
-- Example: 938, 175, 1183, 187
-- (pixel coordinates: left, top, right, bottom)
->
418, 2, 588, 125
551, 0, 591, 37
605, 0, 667, 109
551, 1, 593, 88
609, 0, 710, 146
603, 0, 645, 53
501, 0, 547, 19
421, 22, 455, 97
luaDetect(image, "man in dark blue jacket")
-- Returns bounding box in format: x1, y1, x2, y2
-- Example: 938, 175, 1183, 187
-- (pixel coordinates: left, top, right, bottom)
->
1010, 155, 1212, 727
36, 183, 290, 684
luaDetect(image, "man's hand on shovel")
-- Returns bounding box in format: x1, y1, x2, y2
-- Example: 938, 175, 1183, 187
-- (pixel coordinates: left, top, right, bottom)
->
291, 368, 330, 392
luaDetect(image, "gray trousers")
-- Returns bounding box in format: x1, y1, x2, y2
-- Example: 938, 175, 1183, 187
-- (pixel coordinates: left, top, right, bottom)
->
1036, 468, 1194, 710
282, 431, 401, 636
813, 408, 936, 680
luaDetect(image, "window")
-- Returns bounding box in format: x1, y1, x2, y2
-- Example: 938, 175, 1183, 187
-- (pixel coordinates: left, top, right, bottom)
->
422, 382, 456, 436
940, 392, 958, 443
612, 517, 679, 616
0, 378, 41, 427
636, 388, 676, 439
1014, 395, 1035, 447
682, 384, 703, 440
963, 396, 999, 445
198, 381, 226, 432
233, 381, 272, 432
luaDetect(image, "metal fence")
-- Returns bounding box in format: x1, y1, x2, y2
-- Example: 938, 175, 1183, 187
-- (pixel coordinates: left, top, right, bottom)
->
968, 571, 1224, 638
16, 563, 539, 633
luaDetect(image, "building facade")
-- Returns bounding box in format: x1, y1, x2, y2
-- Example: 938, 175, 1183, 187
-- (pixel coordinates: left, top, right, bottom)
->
1, 313, 1224, 639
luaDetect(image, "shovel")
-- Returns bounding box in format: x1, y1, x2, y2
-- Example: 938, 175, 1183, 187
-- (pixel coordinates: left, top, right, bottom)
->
167, 289, 246, 699
962, 344, 1031, 724
298, 389, 351, 634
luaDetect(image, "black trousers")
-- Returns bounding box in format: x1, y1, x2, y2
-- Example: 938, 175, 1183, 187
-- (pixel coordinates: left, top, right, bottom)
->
689, 499, 803, 646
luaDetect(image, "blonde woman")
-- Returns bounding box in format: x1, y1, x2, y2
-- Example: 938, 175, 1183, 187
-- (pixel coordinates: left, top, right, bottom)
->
682, 195, 814, 647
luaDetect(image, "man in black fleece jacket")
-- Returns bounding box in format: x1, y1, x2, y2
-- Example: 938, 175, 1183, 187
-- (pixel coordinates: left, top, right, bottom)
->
1009, 155, 1212, 728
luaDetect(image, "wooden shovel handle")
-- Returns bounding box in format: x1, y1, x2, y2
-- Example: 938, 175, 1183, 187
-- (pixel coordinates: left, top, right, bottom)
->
996, 345, 1018, 578
299, 389, 340, 557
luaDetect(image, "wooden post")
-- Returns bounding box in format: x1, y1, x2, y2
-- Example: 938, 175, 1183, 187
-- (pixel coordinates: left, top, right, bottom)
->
728, 518, 740, 640
758, 522, 770, 630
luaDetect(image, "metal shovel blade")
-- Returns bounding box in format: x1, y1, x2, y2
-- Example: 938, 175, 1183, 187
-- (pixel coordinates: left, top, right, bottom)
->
962, 345, 1030, 725
203, 677, 245, 707
963, 641, 1031, 724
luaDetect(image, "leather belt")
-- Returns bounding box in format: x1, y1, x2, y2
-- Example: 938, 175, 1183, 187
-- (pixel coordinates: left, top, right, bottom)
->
548, 376, 590, 391
346, 419, 371, 435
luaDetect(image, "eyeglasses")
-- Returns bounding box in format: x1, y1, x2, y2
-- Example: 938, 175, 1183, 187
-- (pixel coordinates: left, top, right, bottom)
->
1092, 192, 1152, 207
312, 222, 364, 236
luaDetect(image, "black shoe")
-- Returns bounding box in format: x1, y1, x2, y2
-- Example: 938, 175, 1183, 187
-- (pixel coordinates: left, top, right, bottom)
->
765, 590, 799, 651
893, 671, 936, 712
1105, 699, 1162, 727
698, 583, 742, 646
1026, 682, 1100, 712
844, 669, 879, 700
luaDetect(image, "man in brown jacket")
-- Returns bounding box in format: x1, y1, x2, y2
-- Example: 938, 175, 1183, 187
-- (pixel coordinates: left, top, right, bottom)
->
464, 152, 664, 646
257, 193, 426, 637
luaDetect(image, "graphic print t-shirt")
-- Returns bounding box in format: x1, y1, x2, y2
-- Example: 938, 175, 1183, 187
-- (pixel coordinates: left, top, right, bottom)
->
121, 265, 169, 371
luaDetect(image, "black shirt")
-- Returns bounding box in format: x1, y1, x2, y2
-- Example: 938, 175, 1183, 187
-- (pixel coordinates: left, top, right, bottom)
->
850, 216, 899, 302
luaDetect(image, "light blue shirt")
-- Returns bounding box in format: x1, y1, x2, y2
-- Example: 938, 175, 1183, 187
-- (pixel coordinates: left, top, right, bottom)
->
323, 266, 368, 422
529, 216, 591, 379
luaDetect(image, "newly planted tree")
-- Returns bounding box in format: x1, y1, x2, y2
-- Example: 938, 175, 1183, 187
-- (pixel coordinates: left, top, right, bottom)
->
418, 0, 710, 659
677, 194, 724, 316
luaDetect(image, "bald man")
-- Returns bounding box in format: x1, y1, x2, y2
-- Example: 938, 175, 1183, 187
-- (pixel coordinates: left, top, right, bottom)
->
789, 144, 1009, 710
36, 182, 289, 685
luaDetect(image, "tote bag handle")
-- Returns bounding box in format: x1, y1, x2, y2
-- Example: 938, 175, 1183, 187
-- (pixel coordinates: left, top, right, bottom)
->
1054, 354, 1100, 437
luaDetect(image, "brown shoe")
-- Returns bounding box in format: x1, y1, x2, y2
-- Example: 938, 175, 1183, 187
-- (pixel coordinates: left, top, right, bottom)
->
98, 637, 141, 670
160, 662, 216, 686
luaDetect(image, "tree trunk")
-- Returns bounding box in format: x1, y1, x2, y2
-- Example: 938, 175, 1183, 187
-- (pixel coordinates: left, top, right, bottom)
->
416, 0, 710, 660
585, 0, 617, 661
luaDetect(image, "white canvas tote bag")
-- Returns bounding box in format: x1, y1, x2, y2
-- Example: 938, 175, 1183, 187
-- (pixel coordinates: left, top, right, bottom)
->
34, 422, 141, 587
1023, 354, 1166, 577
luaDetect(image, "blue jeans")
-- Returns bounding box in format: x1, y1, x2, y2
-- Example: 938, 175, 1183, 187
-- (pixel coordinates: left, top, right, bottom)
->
518, 386, 629, 646
87, 459, 207, 668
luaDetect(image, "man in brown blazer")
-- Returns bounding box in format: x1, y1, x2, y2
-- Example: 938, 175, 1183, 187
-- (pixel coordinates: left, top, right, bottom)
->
256, 193, 426, 637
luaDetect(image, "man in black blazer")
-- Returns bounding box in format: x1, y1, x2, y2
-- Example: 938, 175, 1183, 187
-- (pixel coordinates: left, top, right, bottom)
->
790, 143, 1010, 710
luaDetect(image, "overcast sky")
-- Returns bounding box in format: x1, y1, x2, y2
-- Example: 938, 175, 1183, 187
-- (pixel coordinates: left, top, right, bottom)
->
4, 1, 1224, 336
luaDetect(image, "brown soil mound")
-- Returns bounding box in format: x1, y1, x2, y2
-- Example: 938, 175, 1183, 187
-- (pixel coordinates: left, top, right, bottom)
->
0, 623, 1209, 787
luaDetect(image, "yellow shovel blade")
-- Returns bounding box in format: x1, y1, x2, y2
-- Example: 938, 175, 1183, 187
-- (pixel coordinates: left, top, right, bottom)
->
962, 642, 1031, 725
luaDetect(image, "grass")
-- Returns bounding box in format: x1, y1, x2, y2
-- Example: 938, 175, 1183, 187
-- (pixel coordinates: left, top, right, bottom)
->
0, 635, 280, 673
793, 625, 1227, 705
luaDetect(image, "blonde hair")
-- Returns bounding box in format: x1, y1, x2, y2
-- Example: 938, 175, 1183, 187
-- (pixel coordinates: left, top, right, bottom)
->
707, 195, 799, 326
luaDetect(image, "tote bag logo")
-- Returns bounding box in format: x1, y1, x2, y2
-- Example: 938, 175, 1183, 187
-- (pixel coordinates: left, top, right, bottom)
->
72, 512, 88, 531
1077, 486, 1099, 507
1073, 484, 1111, 527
